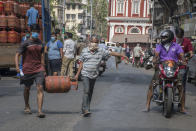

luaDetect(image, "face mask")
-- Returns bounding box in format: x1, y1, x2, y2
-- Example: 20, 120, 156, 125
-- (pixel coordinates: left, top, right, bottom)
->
26, 33, 30, 38
51, 37, 56, 42
32, 32, 39, 39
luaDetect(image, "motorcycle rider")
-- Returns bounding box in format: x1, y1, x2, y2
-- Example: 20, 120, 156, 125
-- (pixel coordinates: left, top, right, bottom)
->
174, 28, 193, 113
144, 30, 186, 112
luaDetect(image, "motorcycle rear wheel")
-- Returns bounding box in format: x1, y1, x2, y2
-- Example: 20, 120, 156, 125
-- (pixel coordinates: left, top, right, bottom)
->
163, 88, 173, 118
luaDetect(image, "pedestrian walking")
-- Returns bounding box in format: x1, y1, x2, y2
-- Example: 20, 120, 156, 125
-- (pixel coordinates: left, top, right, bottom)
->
115, 42, 123, 69
125, 45, 131, 64
133, 44, 142, 68
26, 2, 39, 32
74, 36, 129, 117
61, 32, 76, 79
15, 26, 45, 118
45, 33, 63, 76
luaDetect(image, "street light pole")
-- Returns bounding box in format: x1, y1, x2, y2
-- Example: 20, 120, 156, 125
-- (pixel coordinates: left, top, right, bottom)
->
62, 0, 66, 41
151, 0, 155, 48
90, 0, 93, 38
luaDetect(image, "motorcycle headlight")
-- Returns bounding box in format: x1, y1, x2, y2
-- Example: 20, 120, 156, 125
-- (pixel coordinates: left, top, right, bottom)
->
164, 67, 175, 78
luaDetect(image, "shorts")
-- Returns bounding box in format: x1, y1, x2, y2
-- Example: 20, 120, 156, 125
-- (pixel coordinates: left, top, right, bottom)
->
20, 72, 45, 87
49, 59, 62, 73
115, 56, 121, 64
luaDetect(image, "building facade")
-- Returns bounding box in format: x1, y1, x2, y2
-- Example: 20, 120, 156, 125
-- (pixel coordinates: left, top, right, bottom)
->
52, 0, 89, 37
107, 0, 152, 47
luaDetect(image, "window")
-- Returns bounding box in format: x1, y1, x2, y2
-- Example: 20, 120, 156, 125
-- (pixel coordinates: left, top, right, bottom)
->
72, 14, 76, 20
129, 27, 141, 34
66, 14, 70, 20
67, 4, 70, 10
147, 28, 152, 34
78, 5, 82, 10
115, 26, 124, 33
147, 0, 152, 15
78, 13, 83, 19
132, 0, 140, 14
72, 4, 76, 10
117, 0, 124, 13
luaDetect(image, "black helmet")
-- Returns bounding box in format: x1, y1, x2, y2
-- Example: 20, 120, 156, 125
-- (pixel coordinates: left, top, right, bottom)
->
159, 30, 174, 45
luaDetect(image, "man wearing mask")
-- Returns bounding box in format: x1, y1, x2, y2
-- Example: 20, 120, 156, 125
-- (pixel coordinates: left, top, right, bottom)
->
144, 30, 186, 112
75, 36, 129, 117
45, 33, 63, 76
174, 28, 193, 113
61, 32, 76, 79
15, 26, 45, 118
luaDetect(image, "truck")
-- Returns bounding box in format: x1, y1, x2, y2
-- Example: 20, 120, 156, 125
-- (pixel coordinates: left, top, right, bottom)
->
0, 0, 51, 74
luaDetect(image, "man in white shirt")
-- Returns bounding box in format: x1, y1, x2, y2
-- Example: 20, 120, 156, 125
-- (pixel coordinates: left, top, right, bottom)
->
133, 44, 142, 68
61, 32, 76, 78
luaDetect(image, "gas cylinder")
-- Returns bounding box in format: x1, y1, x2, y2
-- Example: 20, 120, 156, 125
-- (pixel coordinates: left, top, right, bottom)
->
19, 18, 25, 31
0, 30, 7, 43
0, 1, 4, 14
0, 13, 7, 28
23, 3, 29, 16
4, 0, 14, 14
13, 1, 19, 15
8, 29, 17, 43
45, 76, 71, 93
7, 13, 17, 28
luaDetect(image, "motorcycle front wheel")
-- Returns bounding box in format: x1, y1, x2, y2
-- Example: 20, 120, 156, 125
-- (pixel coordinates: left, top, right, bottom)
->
163, 88, 173, 118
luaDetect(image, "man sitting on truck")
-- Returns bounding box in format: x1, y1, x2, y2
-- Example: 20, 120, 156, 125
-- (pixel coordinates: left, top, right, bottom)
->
15, 26, 45, 118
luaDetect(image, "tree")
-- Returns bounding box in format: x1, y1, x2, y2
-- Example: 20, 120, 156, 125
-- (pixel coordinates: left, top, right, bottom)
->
87, 0, 108, 39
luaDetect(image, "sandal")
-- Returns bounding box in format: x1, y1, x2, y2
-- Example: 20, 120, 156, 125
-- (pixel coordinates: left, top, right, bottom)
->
37, 112, 45, 118
24, 108, 32, 114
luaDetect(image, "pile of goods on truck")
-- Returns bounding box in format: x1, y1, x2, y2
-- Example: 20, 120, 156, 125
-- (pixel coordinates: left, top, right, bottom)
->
0, 0, 42, 44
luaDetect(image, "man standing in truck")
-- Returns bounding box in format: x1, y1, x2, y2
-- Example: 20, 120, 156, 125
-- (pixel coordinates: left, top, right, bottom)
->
26, 2, 39, 32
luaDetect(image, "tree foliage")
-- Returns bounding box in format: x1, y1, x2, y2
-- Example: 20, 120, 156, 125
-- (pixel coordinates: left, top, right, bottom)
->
87, 0, 108, 39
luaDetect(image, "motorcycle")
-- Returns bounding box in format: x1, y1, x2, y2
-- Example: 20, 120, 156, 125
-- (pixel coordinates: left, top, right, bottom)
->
145, 56, 153, 70
152, 60, 183, 118
99, 59, 106, 76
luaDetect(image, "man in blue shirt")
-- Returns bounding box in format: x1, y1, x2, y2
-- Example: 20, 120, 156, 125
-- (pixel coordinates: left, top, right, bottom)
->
45, 33, 63, 76
26, 3, 39, 31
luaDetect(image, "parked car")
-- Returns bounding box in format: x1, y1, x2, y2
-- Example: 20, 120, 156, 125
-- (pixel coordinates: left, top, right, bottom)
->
187, 54, 196, 85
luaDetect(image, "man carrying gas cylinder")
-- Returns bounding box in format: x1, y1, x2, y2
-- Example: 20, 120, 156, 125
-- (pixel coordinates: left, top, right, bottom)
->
74, 36, 129, 117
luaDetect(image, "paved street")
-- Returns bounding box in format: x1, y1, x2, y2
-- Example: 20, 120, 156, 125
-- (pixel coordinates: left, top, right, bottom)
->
0, 61, 196, 131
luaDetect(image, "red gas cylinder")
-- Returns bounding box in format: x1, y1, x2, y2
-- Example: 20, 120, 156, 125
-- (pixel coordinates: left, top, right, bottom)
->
23, 3, 29, 16
0, 1, 4, 14
45, 76, 71, 93
7, 13, 17, 28
19, 18, 25, 31
19, 3, 25, 16
13, 1, 19, 15
4, 0, 14, 14
0, 30, 7, 43
0, 13, 7, 28
8, 29, 17, 43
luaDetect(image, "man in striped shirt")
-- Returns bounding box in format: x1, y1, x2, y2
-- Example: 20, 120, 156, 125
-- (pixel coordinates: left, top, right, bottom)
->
75, 36, 129, 117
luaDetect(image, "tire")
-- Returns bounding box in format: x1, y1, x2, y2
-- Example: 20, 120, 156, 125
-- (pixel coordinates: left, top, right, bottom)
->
187, 78, 192, 83
163, 88, 173, 118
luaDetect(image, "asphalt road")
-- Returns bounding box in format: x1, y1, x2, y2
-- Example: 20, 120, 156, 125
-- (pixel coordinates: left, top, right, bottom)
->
0, 61, 196, 131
